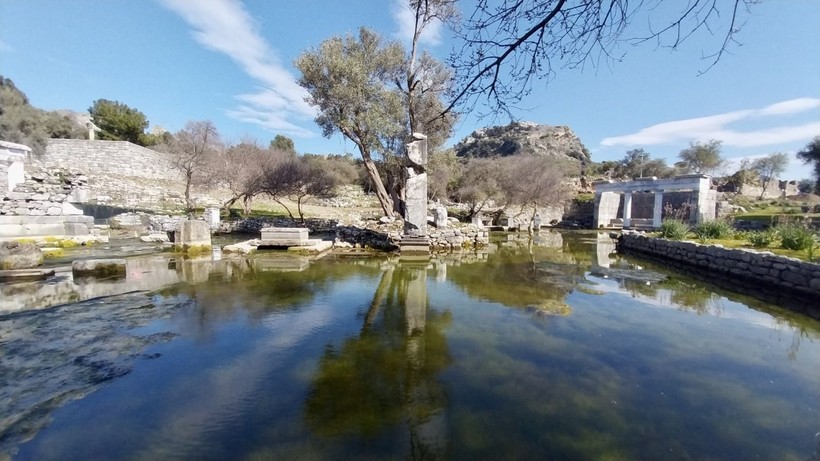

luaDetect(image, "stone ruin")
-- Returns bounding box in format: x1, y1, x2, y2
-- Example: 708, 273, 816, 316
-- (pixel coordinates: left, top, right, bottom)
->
400, 133, 431, 255
593, 175, 717, 229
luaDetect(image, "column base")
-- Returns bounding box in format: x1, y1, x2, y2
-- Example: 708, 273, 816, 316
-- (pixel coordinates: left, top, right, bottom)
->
399, 235, 430, 255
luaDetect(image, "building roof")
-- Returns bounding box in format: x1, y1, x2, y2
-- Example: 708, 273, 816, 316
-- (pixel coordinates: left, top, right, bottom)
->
0, 140, 33, 152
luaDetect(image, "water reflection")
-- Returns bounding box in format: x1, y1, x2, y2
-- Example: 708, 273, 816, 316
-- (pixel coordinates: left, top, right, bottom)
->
305, 260, 451, 459
2, 232, 819, 460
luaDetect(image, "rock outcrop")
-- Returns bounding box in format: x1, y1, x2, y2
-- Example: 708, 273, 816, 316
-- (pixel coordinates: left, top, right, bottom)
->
454, 121, 591, 165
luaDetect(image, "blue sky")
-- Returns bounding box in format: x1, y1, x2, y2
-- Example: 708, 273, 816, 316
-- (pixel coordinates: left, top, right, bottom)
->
1, 0, 818, 180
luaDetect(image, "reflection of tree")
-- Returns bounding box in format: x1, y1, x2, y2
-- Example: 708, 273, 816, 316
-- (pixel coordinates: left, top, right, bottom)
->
447, 243, 583, 315
305, 262, 451, 459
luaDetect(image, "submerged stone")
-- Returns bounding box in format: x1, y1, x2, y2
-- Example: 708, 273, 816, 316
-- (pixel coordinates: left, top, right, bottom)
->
0, 241, 43, 269
72, 258, 127, 278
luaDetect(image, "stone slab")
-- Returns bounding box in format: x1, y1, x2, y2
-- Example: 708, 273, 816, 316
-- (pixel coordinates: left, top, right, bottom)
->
287, 240, 333, 255
260, 227, 309, 240
0, 268, 55, 283
258, 239, 313, 247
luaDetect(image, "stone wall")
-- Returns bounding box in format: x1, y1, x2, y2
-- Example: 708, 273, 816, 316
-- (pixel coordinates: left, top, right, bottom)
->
616, 234, 820, 317
44, 139, 179, 181
1, 167, 87, 217
42, 139, 220, 211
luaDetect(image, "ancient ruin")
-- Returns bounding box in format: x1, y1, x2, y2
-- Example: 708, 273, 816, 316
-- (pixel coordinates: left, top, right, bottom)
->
400, 133, 431, 254
593, 175, 717, 229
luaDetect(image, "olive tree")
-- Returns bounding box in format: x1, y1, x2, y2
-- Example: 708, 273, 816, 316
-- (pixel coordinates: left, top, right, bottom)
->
750, 152, 789, 199
677, 140, 725, 175
295, 28, 405, 217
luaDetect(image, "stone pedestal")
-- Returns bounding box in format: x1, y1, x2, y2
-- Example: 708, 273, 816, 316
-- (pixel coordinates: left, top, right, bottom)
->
399, 236, 431, 255
174, 220, 212, 251
203, 206, 220, 230
259, 227, 311, 246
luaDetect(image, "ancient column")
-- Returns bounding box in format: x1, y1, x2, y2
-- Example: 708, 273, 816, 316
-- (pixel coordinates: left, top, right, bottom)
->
652, 191, 664, 228
623, 192, 633, 229
400, 133, 430, 254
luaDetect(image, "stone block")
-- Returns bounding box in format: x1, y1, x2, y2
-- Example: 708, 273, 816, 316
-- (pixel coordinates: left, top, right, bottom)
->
260, 227, 308, 241
46, 206, 61, 216
0, 241, 43, 269
781, 270, 807, 286
64, 222, 90, 236
174, 220, 212, 251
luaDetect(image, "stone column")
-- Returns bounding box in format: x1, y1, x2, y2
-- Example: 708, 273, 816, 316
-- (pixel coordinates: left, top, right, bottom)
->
623, 192, 633, 229
652, 191, 664, 228
400, 133, 430, 254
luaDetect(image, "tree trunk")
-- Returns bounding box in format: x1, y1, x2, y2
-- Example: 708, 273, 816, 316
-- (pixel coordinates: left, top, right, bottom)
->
361, 156, 395, 217
185, 171, 194, 219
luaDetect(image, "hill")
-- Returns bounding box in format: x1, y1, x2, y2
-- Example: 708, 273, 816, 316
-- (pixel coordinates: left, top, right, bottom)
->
454, 121, 591, 165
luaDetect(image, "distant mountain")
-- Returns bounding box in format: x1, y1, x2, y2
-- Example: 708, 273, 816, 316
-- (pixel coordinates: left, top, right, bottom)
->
454, 121, 591, 165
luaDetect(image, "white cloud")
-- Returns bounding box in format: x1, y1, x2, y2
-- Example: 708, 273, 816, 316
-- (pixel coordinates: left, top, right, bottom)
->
392, 0, 444, 46
0, 40, 12, 52
601, 98, 820, 148
159, 0, 315, 135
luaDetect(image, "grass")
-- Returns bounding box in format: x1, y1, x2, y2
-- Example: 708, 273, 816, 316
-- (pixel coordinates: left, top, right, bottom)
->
688, 238, 818, 262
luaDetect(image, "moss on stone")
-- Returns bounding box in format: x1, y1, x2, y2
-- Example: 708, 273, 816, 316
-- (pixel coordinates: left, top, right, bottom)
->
41, 247, 65, 258
176, 244, 212, 255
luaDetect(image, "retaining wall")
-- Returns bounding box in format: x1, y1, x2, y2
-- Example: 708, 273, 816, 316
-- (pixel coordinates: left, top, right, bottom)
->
617, 234, 820, 316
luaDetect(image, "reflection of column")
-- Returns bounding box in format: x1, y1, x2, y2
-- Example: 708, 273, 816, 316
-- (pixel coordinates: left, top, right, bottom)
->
404, 265, 427, 336
594, 233, 616, 268
435, 262, 447, 282
623, 192, 633, 229
653, 191, 664, 228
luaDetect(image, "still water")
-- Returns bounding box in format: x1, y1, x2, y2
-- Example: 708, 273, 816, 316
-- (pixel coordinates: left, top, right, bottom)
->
1, 231, 818, 460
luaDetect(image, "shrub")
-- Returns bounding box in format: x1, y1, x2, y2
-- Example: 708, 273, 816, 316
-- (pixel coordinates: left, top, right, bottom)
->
746, 230, 776, 248
692, 219, 734, 240
659, 219, 689, 240
777, 224, 817, 251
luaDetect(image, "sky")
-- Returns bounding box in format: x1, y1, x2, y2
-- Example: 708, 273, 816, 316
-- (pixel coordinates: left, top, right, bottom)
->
1, 0, 818, 180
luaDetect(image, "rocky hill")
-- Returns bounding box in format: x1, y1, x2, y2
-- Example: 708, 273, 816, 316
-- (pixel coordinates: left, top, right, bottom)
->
454, 122, 591, 165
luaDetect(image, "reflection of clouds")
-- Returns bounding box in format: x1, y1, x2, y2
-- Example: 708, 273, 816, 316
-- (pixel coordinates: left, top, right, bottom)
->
131, 302, 337, 460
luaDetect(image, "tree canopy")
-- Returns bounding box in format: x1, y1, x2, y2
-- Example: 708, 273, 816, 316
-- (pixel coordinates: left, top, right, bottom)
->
677, 140, 725, 175
796, 136, 820, 194
750, 152, 789, 199
270, 134, 295, 152
88, 99, 151, 145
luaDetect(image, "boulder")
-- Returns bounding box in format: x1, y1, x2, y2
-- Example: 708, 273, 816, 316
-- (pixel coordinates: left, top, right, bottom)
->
0, 241, 44, 269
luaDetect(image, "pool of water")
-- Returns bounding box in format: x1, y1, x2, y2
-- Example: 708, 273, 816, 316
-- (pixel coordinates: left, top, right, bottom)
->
1, 231, 818, 460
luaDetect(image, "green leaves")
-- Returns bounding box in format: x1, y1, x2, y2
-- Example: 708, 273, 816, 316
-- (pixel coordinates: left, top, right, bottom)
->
88, 99, 150, 145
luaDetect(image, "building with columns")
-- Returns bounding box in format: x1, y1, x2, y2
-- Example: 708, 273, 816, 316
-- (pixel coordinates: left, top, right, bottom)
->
593, 175, 717, 229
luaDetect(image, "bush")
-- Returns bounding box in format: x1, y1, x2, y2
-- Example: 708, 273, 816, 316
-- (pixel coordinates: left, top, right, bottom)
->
659, 220, 689, 240
746, 230, 776, 248
777, 225, 817, 251
692, 220, 734, 240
